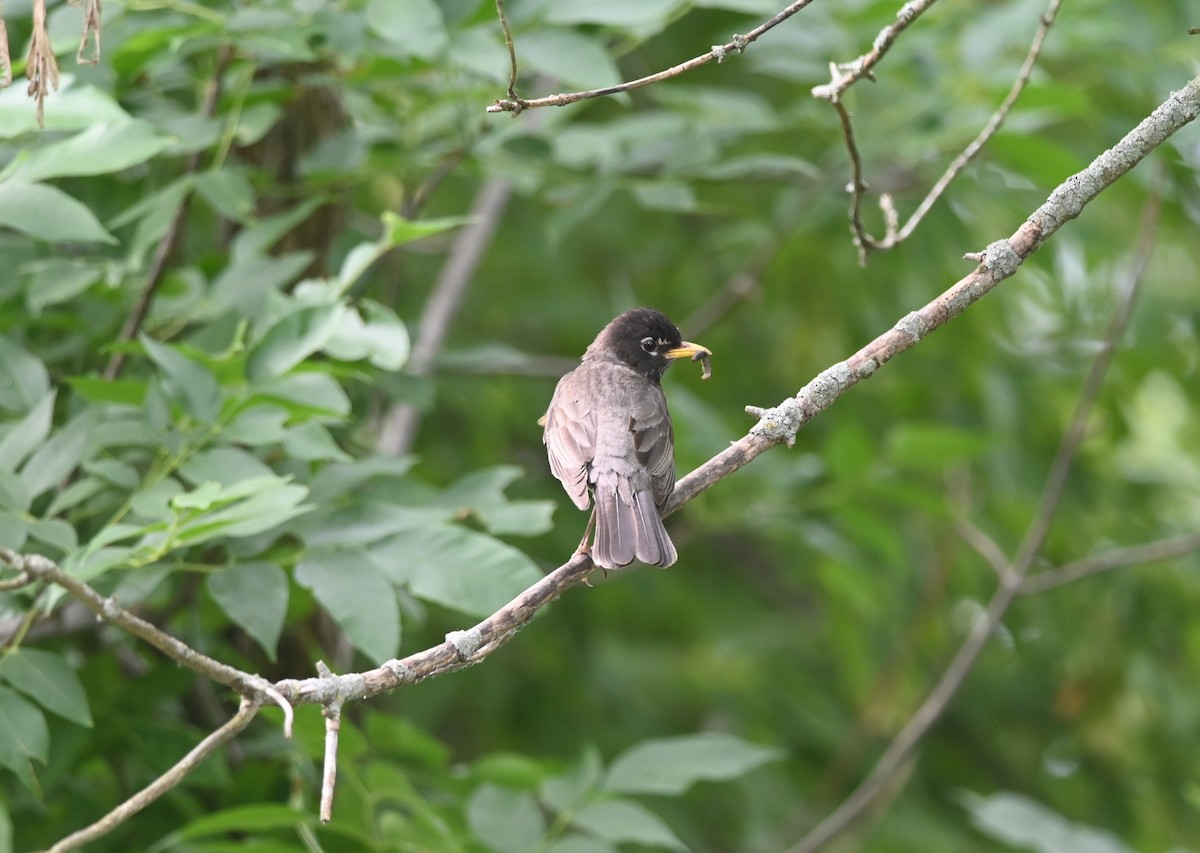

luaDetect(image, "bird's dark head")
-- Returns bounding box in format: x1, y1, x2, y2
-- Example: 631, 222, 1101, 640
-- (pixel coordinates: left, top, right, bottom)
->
585, 307, 711, 382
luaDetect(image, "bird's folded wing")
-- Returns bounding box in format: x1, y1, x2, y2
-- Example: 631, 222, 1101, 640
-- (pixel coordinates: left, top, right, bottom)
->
543, 397, 596, 510
631, 391, 676, 509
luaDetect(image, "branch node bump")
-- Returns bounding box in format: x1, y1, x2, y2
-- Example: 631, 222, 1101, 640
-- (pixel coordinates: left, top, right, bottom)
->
894, 311, 929, 342
447, 628, 484, 660
748, 397, 802, 447
795, 361, 853, 413
383, 659, 416, 684
711, 44, 728, 63
855, 357, 879, 379
731, 33, 749, 53
981, 239, 1021, 279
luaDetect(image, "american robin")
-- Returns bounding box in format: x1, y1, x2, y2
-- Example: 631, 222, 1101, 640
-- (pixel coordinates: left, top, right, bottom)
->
541, 308, 711, 569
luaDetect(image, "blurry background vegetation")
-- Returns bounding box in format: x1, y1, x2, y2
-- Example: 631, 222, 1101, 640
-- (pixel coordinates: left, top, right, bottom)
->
1, 0, 1199, 850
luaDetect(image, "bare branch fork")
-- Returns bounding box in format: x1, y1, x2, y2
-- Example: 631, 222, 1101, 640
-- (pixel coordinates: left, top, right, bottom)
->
5, 74, 1199, 853
825, 0, 1062, 265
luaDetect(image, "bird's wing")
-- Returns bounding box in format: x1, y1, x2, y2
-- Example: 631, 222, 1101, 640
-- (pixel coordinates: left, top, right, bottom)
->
543, 384, 596, 511
631, 383, 676, 509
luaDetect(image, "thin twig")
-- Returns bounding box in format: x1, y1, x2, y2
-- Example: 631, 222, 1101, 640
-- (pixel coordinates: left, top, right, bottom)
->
103, 45, 232, 380
837, 0, 1062, 263
1021, 532, 1200, 595
954, 518, 1014, 581
889, 0, 1061, 245
43, 699, 260, 853
320, 700, 342, 823
789, 167, 1166, 853
811, 0, 940, 102
486, 0, 817, 113
0, 568, 29, 592
18, 554, 279, 703
494, 0, 519, 100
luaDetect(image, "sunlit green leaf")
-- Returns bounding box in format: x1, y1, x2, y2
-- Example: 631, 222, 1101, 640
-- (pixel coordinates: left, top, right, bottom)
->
246, 304, 346, 382
0, 182, 117, 244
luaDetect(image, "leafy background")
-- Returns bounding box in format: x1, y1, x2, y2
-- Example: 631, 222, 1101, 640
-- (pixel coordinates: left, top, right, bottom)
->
1, 0, 1200, 851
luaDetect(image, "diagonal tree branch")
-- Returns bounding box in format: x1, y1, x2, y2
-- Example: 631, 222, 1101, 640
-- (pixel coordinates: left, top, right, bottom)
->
43, 699, 260, 853
15, 72, 1200, 853
1020, 532, 1200, 594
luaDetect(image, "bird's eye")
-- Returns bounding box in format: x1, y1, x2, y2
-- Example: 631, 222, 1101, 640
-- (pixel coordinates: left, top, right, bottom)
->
640, 337, 656, 353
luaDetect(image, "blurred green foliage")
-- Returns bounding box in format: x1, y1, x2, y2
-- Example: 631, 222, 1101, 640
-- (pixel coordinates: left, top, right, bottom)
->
1, 0, 1199, 851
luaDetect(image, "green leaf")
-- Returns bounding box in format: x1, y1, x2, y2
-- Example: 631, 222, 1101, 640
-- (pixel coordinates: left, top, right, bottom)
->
0, 182, 117, 244
544, 0, 683, 34
8, 121, 171, 182
0, 338, 49, 414
246, 304, 346, 382
323, 299, 411, 370
367, 0, 446, 59
467, 785, 546, 853
545, 838, 618, 853
295, 548, 400, 662
179, 448, 275, 487
251, 370, 351, 419
0, 470, 28, 512
369, 524, 543, 618
201, 252, 314, 321
604, 733, 782, 795
0, 513, 27, 551
27, 519, 77, 553
543, 747, 605, 813
224, 405, 289, 446
22, 258, 106, 313
282, 421, 351, 462
0, 686, 48, 793
519, 30, 622, 92
194, 167, 256, 223
380, 212, 472, 247
65, 376, 147, 406
0, 391, 54, 471
0, 82, 130, 138
961, 791, 1135, 853
308, 456, 416, 503
572, 799, 686, 851
437, 467, 555, 536
206, 563, 289, 661
20, 407, 103, 500
162, 804, 316, 845
140, 335, 222, 423
0, 649, 92, 727
172, 481, 310, 546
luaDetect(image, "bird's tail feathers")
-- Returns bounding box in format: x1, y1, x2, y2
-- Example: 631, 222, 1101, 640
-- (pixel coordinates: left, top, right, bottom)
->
592, 480, 676, 569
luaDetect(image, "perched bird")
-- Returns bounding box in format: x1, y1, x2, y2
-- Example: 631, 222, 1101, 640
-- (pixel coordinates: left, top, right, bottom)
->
541, 308, 712, 569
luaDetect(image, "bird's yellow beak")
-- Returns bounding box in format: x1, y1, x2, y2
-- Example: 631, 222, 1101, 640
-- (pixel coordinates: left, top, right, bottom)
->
665, 340, 713, 379
664, 341, 711, 361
